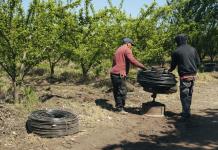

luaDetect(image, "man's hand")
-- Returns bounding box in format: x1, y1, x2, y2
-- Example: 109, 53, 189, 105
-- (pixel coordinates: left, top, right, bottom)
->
168, 69, 172, 73
137, 67, 146, 72
141, 66, 147, 71
163, 69, 169, 74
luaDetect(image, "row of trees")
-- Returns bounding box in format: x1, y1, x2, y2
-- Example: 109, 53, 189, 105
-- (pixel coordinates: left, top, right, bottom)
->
0, 0, 217, 101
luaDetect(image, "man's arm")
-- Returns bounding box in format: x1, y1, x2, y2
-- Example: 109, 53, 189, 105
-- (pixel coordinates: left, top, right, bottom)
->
125, 48, 145, 69
168, 52, 177, 72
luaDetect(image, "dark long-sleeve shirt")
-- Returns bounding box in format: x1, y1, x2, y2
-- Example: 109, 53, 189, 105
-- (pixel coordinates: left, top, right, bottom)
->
111, 45, 144, 76
169, 44, 200, 77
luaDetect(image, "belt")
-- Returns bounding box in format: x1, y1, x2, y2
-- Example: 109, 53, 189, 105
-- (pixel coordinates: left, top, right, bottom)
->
111, 73, 120, 76
111, 73, 127, 79
180, 75, 196, 81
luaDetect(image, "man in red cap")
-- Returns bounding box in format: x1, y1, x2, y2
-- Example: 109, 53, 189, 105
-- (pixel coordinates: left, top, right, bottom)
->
111, 38, 146, 113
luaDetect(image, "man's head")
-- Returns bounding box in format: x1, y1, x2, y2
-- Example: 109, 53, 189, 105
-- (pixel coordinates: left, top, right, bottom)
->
122, 37, 135, 48
175, 34, 188, 46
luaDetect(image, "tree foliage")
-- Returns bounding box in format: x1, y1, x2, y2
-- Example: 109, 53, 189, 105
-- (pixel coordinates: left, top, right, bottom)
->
30, 0, 80, 78
0, 0, 217, 101
0, 0, 45, 101
166, 0, 218, 61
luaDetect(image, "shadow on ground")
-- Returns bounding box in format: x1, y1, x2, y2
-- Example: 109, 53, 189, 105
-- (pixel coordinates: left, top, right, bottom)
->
95, 99, 116, 112
102, 109, 218, 150
95, 99, 141, 115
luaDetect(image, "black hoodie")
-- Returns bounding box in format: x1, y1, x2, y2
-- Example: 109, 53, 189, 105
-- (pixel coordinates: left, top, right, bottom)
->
169, 34, 200, 76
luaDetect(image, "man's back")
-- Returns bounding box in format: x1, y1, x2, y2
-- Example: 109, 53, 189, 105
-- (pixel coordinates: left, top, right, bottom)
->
169, 34, 200, 120
170, 34, 200, 76
173, 44, 200, 76
111, 45, 144, 76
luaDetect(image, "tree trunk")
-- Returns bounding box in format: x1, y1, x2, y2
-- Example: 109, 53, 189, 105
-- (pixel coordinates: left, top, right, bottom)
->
82, 69, 88, 81
81, 65, 89, 81
209, 52, 215, 63
210, 56, 214, 63
12, 79, 17, 103
19, 51, 27, 80
50, 64, 55, 79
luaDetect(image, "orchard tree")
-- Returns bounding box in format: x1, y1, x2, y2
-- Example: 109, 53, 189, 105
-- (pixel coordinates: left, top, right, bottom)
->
32, 0, 81, 79
166, 0, 218, 62
0, 0, 46, 101
69, 0, 129, 80
131, 2, 174, 66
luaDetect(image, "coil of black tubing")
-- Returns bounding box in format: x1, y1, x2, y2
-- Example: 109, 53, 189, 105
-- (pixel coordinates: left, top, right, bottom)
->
137, 68, 177, 94
26, 109, 79, 138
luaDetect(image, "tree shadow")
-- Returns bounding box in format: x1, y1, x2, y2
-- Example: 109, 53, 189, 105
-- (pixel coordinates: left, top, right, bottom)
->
103, 108, 218, 150
164, 111, 179, 117
39, 93, 76, 103
212, 74, 218, 79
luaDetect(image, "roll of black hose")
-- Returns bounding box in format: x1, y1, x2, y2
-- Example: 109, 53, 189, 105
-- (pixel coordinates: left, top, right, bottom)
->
26, 109, 79, 138
137, 68, 177, 94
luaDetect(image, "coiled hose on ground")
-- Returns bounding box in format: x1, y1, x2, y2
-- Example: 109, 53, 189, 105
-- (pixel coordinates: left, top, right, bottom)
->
137, 67, 177, 94
26, 109, 79, 138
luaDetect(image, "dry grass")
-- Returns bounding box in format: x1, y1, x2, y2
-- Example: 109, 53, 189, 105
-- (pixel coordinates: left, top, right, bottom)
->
196, 72, 218, 83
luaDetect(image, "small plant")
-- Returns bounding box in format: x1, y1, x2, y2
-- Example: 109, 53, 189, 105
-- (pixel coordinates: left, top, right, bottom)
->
21, 87, 39, 112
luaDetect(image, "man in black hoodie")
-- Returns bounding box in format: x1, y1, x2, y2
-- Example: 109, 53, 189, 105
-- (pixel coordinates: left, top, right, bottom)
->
168, 34, 200, 120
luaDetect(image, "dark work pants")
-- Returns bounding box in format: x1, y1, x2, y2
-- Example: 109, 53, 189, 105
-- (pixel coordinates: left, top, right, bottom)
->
180, 79, 195, 117
111, 74, 127, 108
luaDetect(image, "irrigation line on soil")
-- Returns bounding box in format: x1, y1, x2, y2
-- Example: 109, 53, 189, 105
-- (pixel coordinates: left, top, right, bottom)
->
26, 109, 79, 138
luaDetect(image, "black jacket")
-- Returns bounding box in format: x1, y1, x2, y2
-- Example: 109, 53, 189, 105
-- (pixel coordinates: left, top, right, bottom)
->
170, 34, 200, 76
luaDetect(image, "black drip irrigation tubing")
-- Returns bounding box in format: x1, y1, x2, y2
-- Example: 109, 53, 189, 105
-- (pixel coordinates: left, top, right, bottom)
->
26, 109, 79, 138
137, 68, 177, 94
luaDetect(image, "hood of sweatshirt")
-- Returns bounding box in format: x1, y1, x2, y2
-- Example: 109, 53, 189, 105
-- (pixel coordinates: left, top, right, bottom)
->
175, 34, 188, 46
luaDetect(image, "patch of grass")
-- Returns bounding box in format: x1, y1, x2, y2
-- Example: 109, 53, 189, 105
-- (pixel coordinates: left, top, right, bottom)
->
37, 62, 50, 69
0, 75, 10, 90
21, 86, 39, 112
197, 72, 218, 82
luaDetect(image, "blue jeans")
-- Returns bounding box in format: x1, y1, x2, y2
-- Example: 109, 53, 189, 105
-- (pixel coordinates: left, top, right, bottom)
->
180, 79, 194, 117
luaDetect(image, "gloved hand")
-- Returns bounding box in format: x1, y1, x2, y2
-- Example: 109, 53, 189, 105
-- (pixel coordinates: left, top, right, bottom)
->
142, 66, 147, 71
163, 69, 169, 74
138, 67, 146, 72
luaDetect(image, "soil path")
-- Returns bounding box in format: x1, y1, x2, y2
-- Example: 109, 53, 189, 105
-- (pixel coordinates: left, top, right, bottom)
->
0, 74, 218, 150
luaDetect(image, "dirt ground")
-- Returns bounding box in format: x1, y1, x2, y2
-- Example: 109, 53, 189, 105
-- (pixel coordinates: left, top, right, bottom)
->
0, 72, 218, 150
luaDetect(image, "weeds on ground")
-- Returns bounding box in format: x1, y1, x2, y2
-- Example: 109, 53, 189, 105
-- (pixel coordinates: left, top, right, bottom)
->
21, 86, 39, 112
197, 72, 217, 82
